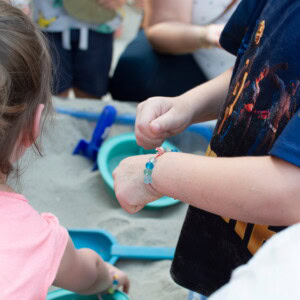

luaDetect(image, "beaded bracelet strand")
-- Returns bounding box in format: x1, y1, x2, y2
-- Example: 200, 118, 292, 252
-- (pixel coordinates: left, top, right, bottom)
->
98, 272, 119, 299
144, 147, 178, 184
108, 273, 119, 294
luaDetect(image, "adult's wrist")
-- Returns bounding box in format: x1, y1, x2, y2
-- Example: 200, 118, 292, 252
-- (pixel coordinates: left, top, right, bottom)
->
196, 26, 212, 49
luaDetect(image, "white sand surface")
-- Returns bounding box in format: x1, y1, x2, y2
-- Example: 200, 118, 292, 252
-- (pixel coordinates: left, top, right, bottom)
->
15, 97, 211, 300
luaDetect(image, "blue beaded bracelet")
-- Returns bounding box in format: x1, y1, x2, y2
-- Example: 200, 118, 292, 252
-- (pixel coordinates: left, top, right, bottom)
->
144, 147, 178, 184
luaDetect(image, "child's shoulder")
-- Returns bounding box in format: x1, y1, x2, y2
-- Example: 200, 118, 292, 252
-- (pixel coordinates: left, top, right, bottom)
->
0, 191, 68, 298
0, 191, 67, 245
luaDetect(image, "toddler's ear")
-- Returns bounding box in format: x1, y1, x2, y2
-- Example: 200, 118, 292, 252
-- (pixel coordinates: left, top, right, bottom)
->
23, 104, 45, 148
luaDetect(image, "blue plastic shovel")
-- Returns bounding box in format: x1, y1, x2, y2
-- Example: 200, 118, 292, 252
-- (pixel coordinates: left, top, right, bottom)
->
73, 105, 117, 170
69, 229, 175, 265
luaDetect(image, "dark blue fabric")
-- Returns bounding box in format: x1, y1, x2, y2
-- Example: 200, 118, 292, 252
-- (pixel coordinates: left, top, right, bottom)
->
109, 30, 207, 102
212, 0, 300, 158
220, 0, 268, 56
45, 30, 113, 97
270, 108, 300, 167
172, 0, 300, 296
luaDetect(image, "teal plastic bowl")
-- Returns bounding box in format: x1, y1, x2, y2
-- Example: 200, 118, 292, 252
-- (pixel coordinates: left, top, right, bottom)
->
47, 289, 130, 300
98, 132, 180, 209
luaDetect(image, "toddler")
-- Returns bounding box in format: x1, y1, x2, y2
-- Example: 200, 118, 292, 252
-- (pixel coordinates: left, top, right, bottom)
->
0, 1, 129, 298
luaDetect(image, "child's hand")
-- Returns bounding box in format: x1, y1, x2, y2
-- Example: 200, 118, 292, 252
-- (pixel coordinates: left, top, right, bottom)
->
97, 0, 126, 10
105, 263, 130, 294
135, 96, 193, 150
113, 155, 162, 213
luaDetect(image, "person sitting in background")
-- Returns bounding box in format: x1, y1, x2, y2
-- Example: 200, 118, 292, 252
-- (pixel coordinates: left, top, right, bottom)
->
109, 0, 239, 102
33, 0, 125, 99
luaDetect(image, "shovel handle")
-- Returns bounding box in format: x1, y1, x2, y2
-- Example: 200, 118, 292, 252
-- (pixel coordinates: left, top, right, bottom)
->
90, 105, 117, 148
111, 244, 175, 260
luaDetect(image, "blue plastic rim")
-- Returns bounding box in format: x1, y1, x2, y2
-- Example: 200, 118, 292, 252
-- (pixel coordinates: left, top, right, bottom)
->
55, 107, 214, 142
98, 132, 180, 209
47, 289, 130, 300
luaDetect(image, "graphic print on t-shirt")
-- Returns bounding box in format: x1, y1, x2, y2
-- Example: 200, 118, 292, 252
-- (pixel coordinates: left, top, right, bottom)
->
208, 17, 300, 255
211, 19, 300, 157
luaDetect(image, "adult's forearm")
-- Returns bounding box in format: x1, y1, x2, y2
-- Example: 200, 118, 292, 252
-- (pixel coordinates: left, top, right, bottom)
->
146, 22, 211, 54
151, 153, 300, 226
181, 68, 233, 124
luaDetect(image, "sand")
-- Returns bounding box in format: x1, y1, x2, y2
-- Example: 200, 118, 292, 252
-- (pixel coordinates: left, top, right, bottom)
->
4, 3, 214, 299
15, 97, 210, 300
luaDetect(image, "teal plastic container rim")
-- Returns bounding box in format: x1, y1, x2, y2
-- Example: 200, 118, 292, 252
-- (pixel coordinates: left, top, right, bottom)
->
97, 132, 180, 209
47, 289, 130, 300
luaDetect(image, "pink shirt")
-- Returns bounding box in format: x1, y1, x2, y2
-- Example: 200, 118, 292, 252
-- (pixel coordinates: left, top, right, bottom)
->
0, 191, 68, 299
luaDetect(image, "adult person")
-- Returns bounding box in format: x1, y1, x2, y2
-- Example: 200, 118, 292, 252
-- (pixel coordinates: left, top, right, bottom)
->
109, 0, 239, 101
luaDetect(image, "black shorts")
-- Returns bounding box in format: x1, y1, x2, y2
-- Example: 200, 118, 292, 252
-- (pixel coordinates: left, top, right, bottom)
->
45, 29, 113, 97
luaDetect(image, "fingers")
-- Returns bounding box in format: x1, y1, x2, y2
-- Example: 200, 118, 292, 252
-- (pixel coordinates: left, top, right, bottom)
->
150, 110, 176, 134
135, 131, 164, 150
114, 176, 147, 214
117, 191, 144, 214
122, 277, 130, 294
135, 101, 158, 140
217, 24, 225, 32
135, 97, 173, 149
109, 265, 130, 294
113, 169, 145, 214
97, 0, 124, 10
97, 0, 112, 10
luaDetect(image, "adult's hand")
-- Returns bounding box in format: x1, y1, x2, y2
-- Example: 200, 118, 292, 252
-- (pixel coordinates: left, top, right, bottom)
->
97, 0, 126, 10
135, 96, 193, 149
202, 24, 224, 48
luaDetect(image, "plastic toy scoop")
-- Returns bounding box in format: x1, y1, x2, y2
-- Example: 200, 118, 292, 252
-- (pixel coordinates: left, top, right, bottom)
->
73, 105, 117, 170
69, 229, 175, 265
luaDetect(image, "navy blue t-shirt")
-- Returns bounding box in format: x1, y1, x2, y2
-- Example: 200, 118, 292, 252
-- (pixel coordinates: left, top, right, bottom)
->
171, 0, 300, 296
